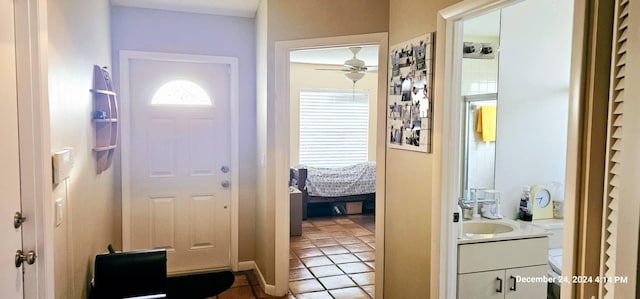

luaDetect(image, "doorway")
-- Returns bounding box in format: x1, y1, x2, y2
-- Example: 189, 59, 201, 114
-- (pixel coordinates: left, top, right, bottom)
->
273, 33, 388, 297
435, 0, 578, 298
287, 45, 378, 298
120, 51, 241, 274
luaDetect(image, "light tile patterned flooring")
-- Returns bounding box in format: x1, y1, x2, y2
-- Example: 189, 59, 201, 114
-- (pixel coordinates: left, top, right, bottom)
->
289, 215, 376, 298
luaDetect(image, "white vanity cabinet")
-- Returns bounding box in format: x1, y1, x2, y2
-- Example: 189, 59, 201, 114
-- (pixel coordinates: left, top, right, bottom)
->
457, 237, 548, 299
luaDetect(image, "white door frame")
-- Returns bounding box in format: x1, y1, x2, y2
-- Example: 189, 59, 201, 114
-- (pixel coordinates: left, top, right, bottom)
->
13, 0, 55, 297
119, 50, 240, 271
274, 32, 388, 297
434, 0, 584, 298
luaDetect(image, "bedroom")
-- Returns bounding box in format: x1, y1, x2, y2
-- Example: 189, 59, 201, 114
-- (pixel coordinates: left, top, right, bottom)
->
289, 45, 379, 218
287, 45, 380, 297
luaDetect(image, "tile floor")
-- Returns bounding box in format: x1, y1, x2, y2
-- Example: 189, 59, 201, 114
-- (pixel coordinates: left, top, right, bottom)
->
218, 271, 291, 299
289, 215, 376, 299
215, 214, 375, 299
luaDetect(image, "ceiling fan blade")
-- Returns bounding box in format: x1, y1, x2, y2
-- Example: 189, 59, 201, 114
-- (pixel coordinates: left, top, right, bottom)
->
344, 64, 369, 72
315, 68, 351, 72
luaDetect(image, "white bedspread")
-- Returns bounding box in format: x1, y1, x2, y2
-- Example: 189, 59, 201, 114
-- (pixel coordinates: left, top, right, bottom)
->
299, 162, 376, 197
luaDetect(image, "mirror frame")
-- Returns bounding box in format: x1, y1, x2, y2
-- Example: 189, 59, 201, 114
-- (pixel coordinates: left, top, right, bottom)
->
461, 93, 497, 194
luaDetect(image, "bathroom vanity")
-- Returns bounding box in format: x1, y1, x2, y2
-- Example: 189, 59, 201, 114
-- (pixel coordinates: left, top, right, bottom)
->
457, 219, 548, 298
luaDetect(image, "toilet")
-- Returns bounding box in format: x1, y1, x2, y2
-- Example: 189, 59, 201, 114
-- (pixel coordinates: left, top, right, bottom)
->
533, 218, 564, 299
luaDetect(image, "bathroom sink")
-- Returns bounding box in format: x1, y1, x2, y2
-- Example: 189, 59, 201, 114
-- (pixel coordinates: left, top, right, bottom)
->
463, 221, 514, 235
458, 218, 548, 244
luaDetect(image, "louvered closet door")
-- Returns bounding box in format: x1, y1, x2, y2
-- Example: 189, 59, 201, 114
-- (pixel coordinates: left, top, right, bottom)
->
600, 0, 632, 297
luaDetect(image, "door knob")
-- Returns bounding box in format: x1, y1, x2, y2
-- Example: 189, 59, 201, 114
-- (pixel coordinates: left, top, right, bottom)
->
221, 166, 230, 173
221, 180, 230, 188
15, 250, 36, 267
14, 211, 26, 228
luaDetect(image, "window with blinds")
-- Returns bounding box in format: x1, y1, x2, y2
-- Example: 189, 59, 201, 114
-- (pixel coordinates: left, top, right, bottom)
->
601, 0, 629, 297
298, 89, 369, 168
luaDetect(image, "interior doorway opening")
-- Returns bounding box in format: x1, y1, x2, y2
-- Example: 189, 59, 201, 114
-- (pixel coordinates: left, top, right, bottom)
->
435, 0, 579, 298
287, 45, 379, 298
273, 32, 388, 297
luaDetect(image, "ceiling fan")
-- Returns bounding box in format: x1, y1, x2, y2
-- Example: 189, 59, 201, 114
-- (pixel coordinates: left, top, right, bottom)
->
316, 47, 378, 84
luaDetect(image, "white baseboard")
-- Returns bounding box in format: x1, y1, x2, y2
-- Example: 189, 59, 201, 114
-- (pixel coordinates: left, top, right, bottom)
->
238, 261, 255, 271
253, 262, 277, 295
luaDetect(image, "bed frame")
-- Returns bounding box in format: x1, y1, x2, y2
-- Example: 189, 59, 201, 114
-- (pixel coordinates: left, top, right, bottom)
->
290, 167, 375, 219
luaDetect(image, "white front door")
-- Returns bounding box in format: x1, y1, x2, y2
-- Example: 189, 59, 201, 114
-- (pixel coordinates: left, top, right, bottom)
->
1, 0, 25, 296
127, 57, 232, 274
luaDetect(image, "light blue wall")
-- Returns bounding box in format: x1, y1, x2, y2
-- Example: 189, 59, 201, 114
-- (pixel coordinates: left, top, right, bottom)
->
110, 6, 257, 262
49, 0, 115, 297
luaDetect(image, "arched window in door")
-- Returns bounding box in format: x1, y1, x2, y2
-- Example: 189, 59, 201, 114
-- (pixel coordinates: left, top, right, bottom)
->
151, 80, 213, 107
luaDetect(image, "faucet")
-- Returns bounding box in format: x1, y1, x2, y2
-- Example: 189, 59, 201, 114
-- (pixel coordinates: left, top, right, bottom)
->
471, 188, 481, 219
459, 188, 499, 220
458, 196, 473, 220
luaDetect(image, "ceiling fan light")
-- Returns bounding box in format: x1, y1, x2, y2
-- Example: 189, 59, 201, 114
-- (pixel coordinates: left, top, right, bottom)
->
344, 71, 365, 83
345, 57, 366, 68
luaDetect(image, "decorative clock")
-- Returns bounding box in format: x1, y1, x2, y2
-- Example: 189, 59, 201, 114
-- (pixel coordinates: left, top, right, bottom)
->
531, 185, 553, 219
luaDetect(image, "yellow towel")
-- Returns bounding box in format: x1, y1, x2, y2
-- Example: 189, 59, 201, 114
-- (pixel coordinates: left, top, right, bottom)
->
476, 106, 496, 142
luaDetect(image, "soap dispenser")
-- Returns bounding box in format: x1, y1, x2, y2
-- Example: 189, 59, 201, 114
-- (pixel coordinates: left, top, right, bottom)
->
519, 185, 532, 221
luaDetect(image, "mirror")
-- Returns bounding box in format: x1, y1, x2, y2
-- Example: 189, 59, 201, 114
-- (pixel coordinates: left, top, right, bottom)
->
460, 11, 501, 194
460, 2, 572, 218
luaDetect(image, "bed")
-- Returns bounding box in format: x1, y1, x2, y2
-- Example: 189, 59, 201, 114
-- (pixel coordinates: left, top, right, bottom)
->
290, 162, 376, 219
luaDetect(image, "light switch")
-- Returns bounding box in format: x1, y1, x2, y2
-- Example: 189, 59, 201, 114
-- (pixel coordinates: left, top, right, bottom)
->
55, 198, 63, 226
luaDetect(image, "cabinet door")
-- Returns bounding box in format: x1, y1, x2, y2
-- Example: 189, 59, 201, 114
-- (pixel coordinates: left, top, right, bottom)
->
458, 270, 506, 299
505, 265, 548, 299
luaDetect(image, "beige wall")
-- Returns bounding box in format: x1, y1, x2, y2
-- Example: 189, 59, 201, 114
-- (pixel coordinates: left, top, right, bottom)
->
289, 63, 378, 165
48, 0, 117, 298
386, 0, 459, 297
256, 0, 389, 285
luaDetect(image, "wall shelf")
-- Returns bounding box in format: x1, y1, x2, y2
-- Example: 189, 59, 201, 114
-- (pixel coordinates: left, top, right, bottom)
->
93, 145, 117, 152
91, 65, 118, 174
93, 118, 118, 123
91, 89, 117, 96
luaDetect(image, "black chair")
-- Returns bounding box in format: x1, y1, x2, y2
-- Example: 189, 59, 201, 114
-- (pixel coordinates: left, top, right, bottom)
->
91, 246, 167, 299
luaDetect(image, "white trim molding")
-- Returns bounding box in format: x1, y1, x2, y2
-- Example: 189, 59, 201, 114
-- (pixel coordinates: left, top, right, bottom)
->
274, 32, 388, 298
119, 50, 240, 271
434, 0, 585, 298
435, 1, 516, 296
253, 261, 276, 295
238, 261, 255, 272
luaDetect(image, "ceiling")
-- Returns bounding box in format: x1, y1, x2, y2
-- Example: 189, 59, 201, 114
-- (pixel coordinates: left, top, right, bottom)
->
290, 45, 379, 67
110, 0, 260, 18
110, 1, 379, 67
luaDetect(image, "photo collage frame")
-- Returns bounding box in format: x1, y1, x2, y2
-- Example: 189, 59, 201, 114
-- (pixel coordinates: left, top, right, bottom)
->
387, 33, 434, 153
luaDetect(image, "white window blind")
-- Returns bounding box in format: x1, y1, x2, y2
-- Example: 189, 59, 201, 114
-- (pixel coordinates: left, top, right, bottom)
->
299, 89, 369, 168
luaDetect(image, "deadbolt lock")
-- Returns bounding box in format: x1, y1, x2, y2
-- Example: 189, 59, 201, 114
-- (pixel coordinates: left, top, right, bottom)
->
15, 250, 36, 267
221, 180, 230, 188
